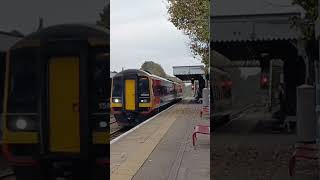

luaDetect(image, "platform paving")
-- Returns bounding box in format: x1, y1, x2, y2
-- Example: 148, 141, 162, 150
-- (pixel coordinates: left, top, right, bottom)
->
110, 99, 210, 180
212, 106, 319, 180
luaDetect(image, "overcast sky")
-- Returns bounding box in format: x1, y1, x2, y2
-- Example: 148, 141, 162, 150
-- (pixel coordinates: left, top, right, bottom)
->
0, 0, 106, 34
110, 0, 203, 76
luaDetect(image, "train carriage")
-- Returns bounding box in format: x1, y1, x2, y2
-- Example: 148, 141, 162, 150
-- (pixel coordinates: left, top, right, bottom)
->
111, 69, 182, 126
1, 24, 109, 179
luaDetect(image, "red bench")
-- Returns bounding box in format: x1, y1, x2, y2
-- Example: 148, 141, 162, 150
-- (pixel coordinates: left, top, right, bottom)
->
288, 143, 319, 176
192, 125, 210, 147
200, 106, 210, 119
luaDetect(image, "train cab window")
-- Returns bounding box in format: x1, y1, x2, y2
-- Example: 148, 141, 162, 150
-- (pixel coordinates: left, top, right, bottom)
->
112, 77, 123, 98
138, 77, 150, 97
90, 53, 108, 113
7, 51, 37, 113
0, 53, 5, 113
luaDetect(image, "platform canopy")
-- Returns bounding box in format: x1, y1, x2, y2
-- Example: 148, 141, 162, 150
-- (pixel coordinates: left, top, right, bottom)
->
211, 0, 304, 62
173, 65, 206, 82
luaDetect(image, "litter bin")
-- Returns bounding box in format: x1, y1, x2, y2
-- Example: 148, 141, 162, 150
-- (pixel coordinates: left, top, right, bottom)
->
297, 85, 317, 142
202, 88, 209, 107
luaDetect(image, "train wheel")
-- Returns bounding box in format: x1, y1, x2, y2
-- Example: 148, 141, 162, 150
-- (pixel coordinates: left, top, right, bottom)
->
13, 165, 45, 180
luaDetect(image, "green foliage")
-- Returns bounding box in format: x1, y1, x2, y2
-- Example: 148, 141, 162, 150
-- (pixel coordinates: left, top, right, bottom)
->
140, 61, 167, 78
291, 0, 318, 40
97, 4, 110, 29
166, 0, 209, 67
140, 61, 183, 83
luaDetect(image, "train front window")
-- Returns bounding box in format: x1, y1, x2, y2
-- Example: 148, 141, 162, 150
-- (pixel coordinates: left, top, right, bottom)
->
90, 53, 109, 113
0, 53, 5, 113
112, 77, 122, 98
139, 77, 150, 97
7, 50, 37, 113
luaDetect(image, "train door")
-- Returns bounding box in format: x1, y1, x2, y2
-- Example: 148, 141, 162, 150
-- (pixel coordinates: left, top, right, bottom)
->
125, 79, 136, 111
49, 57, 80, 153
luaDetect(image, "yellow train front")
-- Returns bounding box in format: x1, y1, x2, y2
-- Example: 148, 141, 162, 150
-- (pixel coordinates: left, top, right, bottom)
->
111, 69, 183, 126
1, 24, 109, 179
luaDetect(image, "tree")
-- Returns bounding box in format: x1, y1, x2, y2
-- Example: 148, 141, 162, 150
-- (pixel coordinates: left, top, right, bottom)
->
290, 0, 318, 84
140, 61, 167, 78
97, 3, 110, 29
166, 0, 209, 67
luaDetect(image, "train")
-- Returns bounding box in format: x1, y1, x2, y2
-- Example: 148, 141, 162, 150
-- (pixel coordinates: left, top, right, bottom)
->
111, 69, 183, 126
211, 67, 233, 125
1, 24, 109, 179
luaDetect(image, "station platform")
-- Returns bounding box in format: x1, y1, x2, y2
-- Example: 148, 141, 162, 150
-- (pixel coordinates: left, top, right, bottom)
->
110, 98, 210, 180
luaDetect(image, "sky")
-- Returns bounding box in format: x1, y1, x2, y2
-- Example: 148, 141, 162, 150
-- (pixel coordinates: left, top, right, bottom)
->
0, 0, 106, 34
110, 0, 203, 76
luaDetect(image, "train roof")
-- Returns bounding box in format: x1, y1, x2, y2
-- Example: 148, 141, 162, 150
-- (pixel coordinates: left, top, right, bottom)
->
113, 69, 180, 84
12, 24, 109, 49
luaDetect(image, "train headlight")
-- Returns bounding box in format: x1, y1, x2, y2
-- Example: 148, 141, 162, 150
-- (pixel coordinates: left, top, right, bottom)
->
90, 115, 108, 131
16, 118, 28, 130
112, 98, 122, 103
99, 121, 108, 128
7, 115, 38, 132
139, 98, 150, 103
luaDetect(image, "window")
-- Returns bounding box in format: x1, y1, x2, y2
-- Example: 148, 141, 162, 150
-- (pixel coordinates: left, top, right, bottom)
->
7, 50, 37, 113
139, 77, 150, 97
90, 53, 109, 113
0, 53, 5, 113
112, 77, 122, 98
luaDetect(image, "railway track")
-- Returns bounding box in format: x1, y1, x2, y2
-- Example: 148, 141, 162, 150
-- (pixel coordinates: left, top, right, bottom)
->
110, 127, 132, 141
214, 103, 257, 129
229, 103, 256, 121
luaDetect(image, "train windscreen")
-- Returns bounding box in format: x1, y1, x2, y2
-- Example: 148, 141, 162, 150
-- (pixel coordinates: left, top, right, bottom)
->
138, 77, 150, 97
0, 53, 5, 113
91, 53, 109, 113
112, 77, 123, 98
7, 50, 37, 113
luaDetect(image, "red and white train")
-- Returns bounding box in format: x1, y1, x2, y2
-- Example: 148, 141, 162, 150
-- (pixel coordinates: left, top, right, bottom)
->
111, 69, 183, 126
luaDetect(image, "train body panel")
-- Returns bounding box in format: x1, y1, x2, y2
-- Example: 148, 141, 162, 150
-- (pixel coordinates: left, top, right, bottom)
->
1, 24, 109, 179
111, 69, 182, 126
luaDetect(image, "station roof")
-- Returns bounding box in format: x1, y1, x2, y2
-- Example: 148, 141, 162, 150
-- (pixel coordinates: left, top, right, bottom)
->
211, 0, 303, 17
173, 65, 206, 81
210, 0, 303, 61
